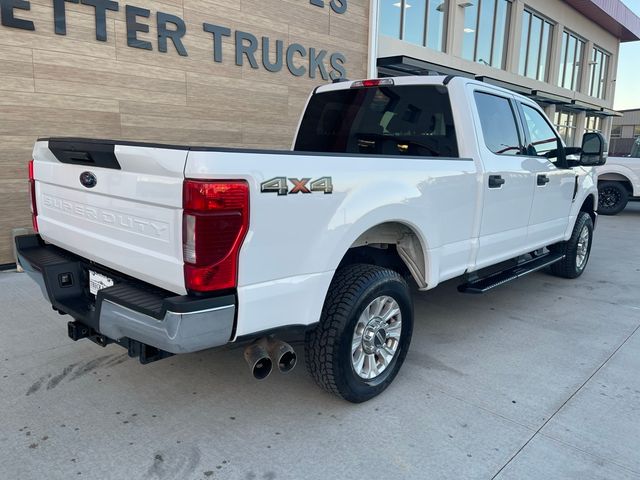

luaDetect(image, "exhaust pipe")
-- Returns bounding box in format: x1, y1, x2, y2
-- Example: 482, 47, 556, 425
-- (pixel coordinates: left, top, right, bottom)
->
243, 339, 272, 380
265, 338, 297, 374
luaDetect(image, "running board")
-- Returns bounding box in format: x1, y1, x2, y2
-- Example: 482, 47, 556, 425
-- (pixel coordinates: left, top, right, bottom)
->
458, 253, 565, 294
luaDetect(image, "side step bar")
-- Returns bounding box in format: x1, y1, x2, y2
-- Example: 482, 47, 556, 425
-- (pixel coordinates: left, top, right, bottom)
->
458, 252, 565, 294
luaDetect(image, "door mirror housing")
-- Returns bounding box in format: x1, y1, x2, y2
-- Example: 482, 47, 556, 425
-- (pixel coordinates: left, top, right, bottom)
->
579, 132, 608, 166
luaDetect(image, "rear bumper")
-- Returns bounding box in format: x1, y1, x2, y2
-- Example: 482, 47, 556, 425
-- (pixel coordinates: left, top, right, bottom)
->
15, 235, 235, 356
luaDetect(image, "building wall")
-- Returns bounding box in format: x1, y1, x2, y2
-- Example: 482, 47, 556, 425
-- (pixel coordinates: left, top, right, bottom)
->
0, 0, 370, 264
377, 0, 622, 143
611, 109, 640, 155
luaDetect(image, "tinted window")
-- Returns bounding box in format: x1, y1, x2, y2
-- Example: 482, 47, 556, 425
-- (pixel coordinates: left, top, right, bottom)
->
521, 104, 558, 156
295, 85, 459, 157
474, 92, 522, 155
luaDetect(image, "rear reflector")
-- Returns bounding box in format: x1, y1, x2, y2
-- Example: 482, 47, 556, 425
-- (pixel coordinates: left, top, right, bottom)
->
28, 159, 38, 232
351, 78, 394, 88
183, 180, 249, 292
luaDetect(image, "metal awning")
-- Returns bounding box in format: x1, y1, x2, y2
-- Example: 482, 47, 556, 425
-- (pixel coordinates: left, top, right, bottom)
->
377, 56, 619, 115
377, 56, 475, 78
531, 90, 572, 105
600, 107, 623, 117
571, 99, 602, 111
475, 76, 532, 96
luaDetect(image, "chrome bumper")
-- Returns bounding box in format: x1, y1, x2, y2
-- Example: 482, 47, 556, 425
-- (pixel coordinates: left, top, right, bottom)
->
99, 300, 235, 354
16, 234, 235, 356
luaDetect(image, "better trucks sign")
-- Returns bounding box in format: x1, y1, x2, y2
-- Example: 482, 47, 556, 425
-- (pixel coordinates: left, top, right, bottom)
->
0, 0, 349, 80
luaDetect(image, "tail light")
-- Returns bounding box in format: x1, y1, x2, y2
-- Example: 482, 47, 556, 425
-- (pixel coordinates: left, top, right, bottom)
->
183, 180, 249, 292
28, 160, 38, 232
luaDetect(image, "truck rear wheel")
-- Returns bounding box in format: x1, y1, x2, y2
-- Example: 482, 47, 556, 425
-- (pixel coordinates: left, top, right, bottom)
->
598, 181, 629, 215
305, 264, 413, 403
548, 211, 594, 279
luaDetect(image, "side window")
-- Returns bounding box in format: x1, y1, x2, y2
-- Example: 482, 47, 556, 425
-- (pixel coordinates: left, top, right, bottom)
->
474, 92, 522, 156
521, 104, 559, 157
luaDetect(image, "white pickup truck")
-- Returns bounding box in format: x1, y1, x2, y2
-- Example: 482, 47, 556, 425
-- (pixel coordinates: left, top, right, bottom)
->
597, 137, 640, 215
17, 76, 607, 402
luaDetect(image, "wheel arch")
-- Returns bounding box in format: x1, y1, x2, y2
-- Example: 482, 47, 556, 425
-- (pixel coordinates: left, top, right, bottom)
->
335, 220, 430, 290
598, 162, 640, 196
598, 173, 634, 193
580, 193, 597, 224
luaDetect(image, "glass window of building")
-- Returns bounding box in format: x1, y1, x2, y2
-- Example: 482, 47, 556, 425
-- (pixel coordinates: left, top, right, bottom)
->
553, 109, 577, 146
588, 47, 610, 99
379, 0, 403, 38
462, 0, 512, 68
519, 10, 554, 81
585, 115, 602, 133
558, 31, 585, 91
634, 125, 640, 137
379, 0, 447, 52
610, 126, 622, 138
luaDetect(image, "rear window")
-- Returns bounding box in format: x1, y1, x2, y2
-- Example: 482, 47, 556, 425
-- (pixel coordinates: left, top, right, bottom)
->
294, 85, 459, 157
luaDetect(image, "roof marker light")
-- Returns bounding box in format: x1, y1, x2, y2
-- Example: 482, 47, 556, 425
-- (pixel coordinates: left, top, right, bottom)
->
351, 78, 395, 88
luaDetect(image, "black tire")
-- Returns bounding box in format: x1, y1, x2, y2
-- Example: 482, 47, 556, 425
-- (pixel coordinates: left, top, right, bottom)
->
598, 181, 629, 215
305, 264, 413, 403
548, 211, 594, 279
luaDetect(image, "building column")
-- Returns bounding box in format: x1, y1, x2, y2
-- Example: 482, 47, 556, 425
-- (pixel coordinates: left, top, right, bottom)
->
368, 0, 380, 77
545, 104, 557, 122
575, 111, 587, 147
602, 116, 613, 143
580, 40, 594, 96
505, 0, 525, 74
606, 42, 620, 107
448, 1, 465, 58
548, 22, 565, 91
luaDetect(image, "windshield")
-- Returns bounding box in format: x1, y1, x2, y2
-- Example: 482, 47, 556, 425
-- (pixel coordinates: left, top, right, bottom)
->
294, 85, 459, 157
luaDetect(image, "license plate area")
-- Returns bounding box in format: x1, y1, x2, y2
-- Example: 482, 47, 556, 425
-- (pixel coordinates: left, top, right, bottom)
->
89, 270, 114, 296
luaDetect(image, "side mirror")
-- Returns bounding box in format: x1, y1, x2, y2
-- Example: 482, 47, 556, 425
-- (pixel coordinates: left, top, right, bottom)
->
579, 132, 608, 166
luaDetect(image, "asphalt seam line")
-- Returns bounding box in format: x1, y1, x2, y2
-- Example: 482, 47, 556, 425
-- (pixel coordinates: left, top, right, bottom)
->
490, 322, 640, 479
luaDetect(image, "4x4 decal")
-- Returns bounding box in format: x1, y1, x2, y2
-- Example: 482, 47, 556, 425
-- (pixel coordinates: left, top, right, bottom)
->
261, 177, 333, 195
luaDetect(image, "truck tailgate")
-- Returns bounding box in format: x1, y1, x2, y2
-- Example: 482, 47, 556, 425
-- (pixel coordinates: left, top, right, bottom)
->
32, 139, 188, 294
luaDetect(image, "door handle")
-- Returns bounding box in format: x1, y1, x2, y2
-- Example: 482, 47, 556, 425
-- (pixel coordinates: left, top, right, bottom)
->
537, 174, 550, 186
488, 175, 505, 188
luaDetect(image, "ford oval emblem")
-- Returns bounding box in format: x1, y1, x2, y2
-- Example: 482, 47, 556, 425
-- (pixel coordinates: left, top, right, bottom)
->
79, 171, 97, 189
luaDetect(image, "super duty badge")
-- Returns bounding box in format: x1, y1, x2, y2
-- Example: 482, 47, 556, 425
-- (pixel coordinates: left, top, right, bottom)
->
261, 177, 333, 195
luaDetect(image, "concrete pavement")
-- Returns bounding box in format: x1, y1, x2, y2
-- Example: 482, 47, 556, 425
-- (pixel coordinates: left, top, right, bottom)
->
1, 203, 639, 480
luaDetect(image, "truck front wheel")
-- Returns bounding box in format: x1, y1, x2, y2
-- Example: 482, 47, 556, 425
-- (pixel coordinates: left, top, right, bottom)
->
598, 181, 629, 215
305, 264, 413, 403
548, 211, 594, 279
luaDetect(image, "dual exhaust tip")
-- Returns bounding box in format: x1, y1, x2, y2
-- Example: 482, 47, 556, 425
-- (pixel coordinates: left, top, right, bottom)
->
243, 337, 297, 380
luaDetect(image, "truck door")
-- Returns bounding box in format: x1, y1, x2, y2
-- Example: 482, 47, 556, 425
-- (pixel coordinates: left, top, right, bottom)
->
516, 102, 576, 247
471, 89, 536, 269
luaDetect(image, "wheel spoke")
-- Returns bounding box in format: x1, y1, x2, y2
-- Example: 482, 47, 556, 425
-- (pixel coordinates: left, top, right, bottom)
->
386, 321, 402, 339
352, 335, 362, 355
382, 306, 400, 322
353, 349, 365, 374
367, 354, 379, 378
373, 297, 386, 317
378, 347, 393, 367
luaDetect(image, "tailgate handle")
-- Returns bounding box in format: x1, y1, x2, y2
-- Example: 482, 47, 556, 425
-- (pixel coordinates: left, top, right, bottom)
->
60, 151, 93, 163
48, 140, 121, 170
